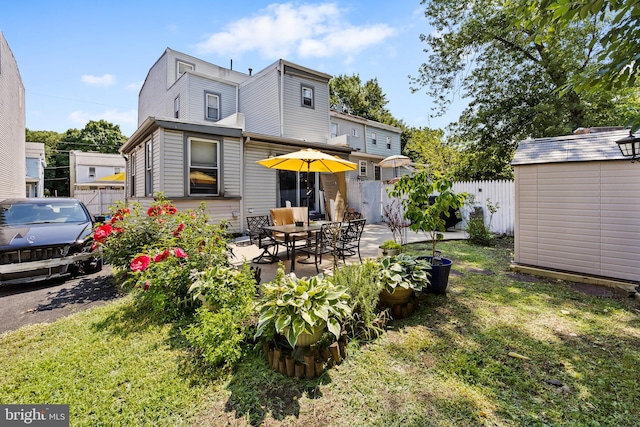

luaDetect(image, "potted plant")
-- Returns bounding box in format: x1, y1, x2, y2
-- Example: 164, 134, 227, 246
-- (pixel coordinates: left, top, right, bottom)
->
378, 239, 403, 257
254, 267, 352, 350
376, 254, 431, 306
388, 171, 467, 293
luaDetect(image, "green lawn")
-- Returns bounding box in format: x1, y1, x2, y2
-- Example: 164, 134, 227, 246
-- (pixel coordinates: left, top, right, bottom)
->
1, 238, 638, 426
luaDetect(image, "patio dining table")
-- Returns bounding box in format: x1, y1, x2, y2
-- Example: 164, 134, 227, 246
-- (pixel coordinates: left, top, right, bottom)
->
262, 223, 322, 272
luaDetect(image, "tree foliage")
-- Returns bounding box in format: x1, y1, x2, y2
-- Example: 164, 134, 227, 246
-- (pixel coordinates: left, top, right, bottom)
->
330, 74, 399, 126
26, 120, 127, 197
402, 127, 458, 175
412, 0, 640, 180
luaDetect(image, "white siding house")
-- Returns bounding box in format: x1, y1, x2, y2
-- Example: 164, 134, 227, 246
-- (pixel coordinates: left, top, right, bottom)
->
25, 142, 46, 197
0, 32, 26, 199
512, 129, 640, 289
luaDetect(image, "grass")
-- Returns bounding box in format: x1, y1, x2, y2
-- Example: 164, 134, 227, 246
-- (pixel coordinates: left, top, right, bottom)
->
1, 238, 639, 426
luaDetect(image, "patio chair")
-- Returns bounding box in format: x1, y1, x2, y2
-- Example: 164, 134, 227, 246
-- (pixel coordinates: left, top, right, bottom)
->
270, 207, 308, 259
342, 210, 363, 221
298, 221, 343, 273
336, 218, 366, 263
246, 215, 279, 264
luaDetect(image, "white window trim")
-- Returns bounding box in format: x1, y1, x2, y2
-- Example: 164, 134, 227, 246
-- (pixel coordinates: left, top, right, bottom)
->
188, 137, 220, 196
205, 92, 220, 121
88, 167, 95, 178
386, 136, 392, 149
358, 160, 367, 177
371, 132, 377, 145
174, 96, 180, 119
145, 140, 153, 197
177, 60, 194, 78
301, 84, 314, 109
352, 128, 359, 137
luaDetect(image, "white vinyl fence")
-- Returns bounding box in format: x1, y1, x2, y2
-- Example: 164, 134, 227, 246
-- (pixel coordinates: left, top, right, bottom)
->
346, 179, 515, 236
74, 189, 125, 218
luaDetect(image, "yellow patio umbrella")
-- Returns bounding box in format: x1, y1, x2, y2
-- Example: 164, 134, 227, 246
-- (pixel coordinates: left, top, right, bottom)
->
256, 148, 357, 220
97, 172, 125, 181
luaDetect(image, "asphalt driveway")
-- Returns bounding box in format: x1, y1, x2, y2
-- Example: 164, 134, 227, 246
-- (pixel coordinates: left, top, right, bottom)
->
0, 264, 120, 334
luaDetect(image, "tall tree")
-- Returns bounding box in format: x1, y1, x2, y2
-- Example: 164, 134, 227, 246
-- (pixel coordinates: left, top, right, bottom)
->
330, 74, 398, 126
403, 127, 459, 175
412, 0, 640, 179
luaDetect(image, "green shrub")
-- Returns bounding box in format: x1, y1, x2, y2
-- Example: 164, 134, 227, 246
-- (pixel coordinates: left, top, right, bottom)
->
466, 217, 496, 247
94, 194, 231, 320
330, 260, 387, 342
377, 254, 431, 294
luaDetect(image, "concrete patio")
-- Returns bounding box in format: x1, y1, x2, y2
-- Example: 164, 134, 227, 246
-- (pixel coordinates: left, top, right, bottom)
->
229, 224, 467, 283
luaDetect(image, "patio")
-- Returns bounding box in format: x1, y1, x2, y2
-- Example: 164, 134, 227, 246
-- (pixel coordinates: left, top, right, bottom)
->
229, 223, 467, 283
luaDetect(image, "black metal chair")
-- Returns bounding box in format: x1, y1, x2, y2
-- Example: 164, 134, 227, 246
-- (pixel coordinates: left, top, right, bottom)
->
298, 222, 343, 273
336, 218, 366, 263
342, 210, 363, 221
246, 215, 279, 264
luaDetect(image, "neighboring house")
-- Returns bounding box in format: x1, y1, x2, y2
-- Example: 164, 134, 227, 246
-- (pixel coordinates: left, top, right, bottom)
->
511, 128, 640, 289
329, 110, 403, 181
69, 150, 126, 217
0, 32, 26, 200
123, 48, 354, 232
25, 142, 46, 197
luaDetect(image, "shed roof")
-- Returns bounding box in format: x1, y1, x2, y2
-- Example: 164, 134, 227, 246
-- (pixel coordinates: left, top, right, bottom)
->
511, 129, 630, 166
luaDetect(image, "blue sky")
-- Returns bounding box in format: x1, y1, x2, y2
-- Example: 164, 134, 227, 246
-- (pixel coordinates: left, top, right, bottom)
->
1, 1, 465, 137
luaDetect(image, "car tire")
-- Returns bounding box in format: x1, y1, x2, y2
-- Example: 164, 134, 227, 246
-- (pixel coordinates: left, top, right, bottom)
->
83, 257, 103, 274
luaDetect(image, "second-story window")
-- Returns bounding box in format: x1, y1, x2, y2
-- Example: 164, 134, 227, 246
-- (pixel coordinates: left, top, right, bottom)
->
206, 92, 220, 121
145, 140, 153, 197
386, 136, 392, 149
114, 167, 121, 174
174, 96, 180, 119
301, 85, 314, 108
352, 128, 359, 137
371, 132, 377, 145
88, 167, 95, 178
331, 123, 338, 138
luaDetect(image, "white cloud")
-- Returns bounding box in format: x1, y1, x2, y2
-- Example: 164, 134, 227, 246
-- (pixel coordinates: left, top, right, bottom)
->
126, 81, 144, 91
194, 2, 395, 60
81, 74, 116, 87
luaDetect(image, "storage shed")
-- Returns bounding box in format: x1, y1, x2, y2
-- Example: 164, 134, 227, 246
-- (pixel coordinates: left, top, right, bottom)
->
511, 128, 640, 290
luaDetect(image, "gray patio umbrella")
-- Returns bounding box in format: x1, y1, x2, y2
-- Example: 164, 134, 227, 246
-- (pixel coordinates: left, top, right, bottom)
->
378, 155, 412, 177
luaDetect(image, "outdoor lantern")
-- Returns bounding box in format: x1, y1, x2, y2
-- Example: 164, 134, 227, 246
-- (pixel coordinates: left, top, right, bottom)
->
615, 131, 640, 161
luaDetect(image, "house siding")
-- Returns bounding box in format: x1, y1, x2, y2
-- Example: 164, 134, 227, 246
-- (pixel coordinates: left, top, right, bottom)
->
244, 142, 278, 218
223, 137, 241, 197
514, 162, 640, 282
366, 127, 400, 157
281, 72, 329, 143
187, 74, 238, 124
138, 52, 169, 126
0, 33, 26, 200
162, 129, 185, 197
331, 116, 365, 150
239, 64, 281, 136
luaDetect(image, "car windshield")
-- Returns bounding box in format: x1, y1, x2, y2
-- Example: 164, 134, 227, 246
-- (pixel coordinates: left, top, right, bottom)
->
0, 201, 91, 226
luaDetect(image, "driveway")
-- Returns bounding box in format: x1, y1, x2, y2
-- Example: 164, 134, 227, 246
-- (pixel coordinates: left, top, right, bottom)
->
0, 264, 120, 335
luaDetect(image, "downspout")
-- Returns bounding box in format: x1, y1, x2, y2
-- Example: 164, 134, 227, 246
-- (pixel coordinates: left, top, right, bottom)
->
121, 153, 129, 204
240, 135, 246, 234
279, 61, 285, 138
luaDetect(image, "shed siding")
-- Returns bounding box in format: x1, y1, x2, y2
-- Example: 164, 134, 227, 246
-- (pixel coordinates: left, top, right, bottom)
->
0, 33, 26, 200
239, 65, 281, 136
162, 130, 185, 197
514, 162, 640, 282
282, 73, 329, 143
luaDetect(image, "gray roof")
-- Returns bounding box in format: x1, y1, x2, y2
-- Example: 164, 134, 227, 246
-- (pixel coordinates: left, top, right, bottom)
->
511, 129, 631, 166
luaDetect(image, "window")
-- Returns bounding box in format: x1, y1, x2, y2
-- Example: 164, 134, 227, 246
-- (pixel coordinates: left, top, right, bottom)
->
301, 85, 314, 108
374, 165, 381, 180
174, 96, 180, 119
114, 167, 121, 174
88, 167, 95, 178
331, 123, 338, 138
352, 128, 359, 137
145, 140, 153, 196
130, 152, 136, 197
205, 92, 220, 121
386, 136, 392, 149
189, 138, 219, 196
359, 160, 367, 177
371, 132, 377, 145
177, 61, 193, 77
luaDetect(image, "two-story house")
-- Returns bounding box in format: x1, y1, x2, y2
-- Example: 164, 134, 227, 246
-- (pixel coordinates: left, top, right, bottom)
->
0, 32, 26, 200
122, 48, 353, 231
25, 142, 46, 197
329, 110, 403, 181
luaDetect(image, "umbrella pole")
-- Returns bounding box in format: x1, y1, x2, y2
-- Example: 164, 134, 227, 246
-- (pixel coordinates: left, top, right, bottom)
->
306, 163, 311, 224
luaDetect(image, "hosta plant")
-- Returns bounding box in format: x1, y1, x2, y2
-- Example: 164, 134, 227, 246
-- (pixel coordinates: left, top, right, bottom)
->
255, 267, 352, 348
377, 254, 431, 294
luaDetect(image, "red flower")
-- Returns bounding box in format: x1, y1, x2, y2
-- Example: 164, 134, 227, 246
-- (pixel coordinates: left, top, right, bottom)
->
172, 247, 187, 259
130, 255, 151, 272
110, 208, 130, 223
189, 212, 197, 220
143, 280, 151, 291
113, 227, 124, 234
163, 204, 177, 215
94, 224, 113, 243
173, 223, 185, 236
154, 249, 171, 262
147, 206, 163, 217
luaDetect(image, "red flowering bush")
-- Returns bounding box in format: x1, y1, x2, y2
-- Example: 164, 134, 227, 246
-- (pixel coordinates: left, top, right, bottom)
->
95, 194, 232, 319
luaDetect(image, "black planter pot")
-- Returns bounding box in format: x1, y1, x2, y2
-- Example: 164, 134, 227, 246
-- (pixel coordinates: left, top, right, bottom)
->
417, 256, 452, 294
